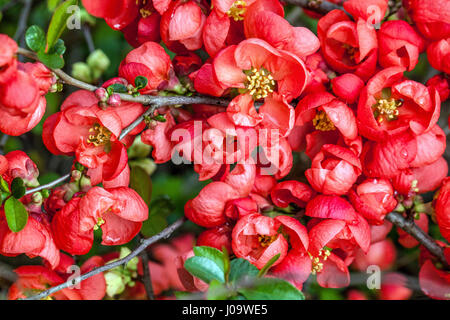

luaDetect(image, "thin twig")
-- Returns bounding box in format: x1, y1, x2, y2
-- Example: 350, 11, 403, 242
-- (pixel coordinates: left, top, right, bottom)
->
24, 173, 71, 196
16, 47, 230, 107
23, 217, 186, 300
386, 212, 450, 270
13, 0, 32, 42
82, 24, 95, 53
138, 235, 155, 300
283, 0, 343, 15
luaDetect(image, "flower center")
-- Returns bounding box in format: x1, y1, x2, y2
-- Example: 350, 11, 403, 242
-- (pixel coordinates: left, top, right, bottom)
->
93, 217, 105, 231
258, 234, 277, 247
140, 8, 152, 18
309, 248, 331, 275
87, 123, 112, 147
342, 44, 358, 62
245, 67, 276, 100
373, 98, 403, 123
312, 110, 335, 131
227, 0, 247, 21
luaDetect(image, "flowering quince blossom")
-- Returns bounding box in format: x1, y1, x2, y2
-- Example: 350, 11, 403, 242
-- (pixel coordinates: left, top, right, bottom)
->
52, 186, 148, 255
0, 34, 53, 136
43, 90, 145, 187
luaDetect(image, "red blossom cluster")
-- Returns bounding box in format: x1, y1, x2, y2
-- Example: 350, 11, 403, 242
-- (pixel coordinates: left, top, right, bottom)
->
1, 0, 450, 300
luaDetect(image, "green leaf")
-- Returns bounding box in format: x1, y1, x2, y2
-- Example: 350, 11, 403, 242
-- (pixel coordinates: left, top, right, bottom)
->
184, 256, 225, 284
107, 83, 128, 94
148, 195, 175, 217
228, 258, 259, 284
238, 278, 305, 300
134, 76, 148, 89
0, 177, 9, 193
46, 0, 78, 50
37, 51, 64, 69
193, 246, 225, 273
10, 178, 25, 199
47, 0, 62, 11
52, 39, 66, 55
4, 197, 29, 232
140, 214, 167, 238
130, 166, 152, 207
258, 253, 280, 278
207, 280, 231, 300
25, 25, 46, 52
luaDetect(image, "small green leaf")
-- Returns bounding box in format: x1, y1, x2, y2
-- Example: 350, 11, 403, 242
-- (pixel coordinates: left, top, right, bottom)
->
184, 256, 225, 284
107, 83, 128, 94
37, 51, 64, 69
46, 0, 78, 50
25, 25, 46, 52
207, 280, 231, 300
10, 178, 25, 199
228, 258, 259, 284
238, 278, 305, 300
134, 76, 148, 90
193, 246, 225, 273
4, 197, 29, 232
130, 166, 152, 207
47, 0, 62, 11
258, 253, 280, 278
148, 195, 175, 217
52, 39, 66, 55
0, 177, 9, 193
141, 214, 167, 238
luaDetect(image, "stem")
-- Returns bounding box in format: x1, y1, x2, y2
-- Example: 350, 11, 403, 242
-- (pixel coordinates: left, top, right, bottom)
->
386, 212, 450, 269
23, 217, 186, 300
283, 0, 343, 15
138, 234, 155, 300
24, 173, 71, 196
82, 24, 95, 54
13, 0, 32, 42
16, 47, 230, 107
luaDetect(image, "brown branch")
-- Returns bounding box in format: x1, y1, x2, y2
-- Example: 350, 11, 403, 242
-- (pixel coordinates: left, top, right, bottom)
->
138, 238, 155, 300
386, 212, 450, 269
23, 218, 186, 300
283, 0, 343, 15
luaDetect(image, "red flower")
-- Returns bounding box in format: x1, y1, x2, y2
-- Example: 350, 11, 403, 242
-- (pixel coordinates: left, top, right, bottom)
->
343, 0, 388, 25
43, 90, 145, 187
419, 258, 450, 300
348, 178, 397, 225
305, 144, 362, 196
357, 67, 440, 141
52, 186, 148, 255
185, 181, 240, 228
403, 0, 450, 41
2, 150, 39, 187
398, 212, 428, 248
141, 111, 176, 163
213, 38, 309, 102
353, 239, 396, 271
160, 0, 206, 53
294, 91, 358, 159
119, 42, 174, 93
270, 180, 314, 208
378, 20, 425, 71
331, 73, 365, 104
243, 2, 319, 59
427, 74, 450, 102
380, 273, 413, 300
0, 62, 52, 136
81, 0, 163, 47
317, 10, 377, 80
435, 178, 450, 243
0, 214, 60, 269
197, 224, 233, 253
231, 213, 308, 269
427, 38, 450, 75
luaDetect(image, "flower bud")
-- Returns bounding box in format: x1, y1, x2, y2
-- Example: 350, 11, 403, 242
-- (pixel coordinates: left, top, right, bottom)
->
87, 49, 110, 73
94, 87, 108, 102
71, 62, 92, 83
107, 93, 121, 107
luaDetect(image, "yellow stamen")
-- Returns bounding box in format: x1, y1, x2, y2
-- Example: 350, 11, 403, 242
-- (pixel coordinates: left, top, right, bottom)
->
140, 8, 152, 18
87, 123, 112, 147
245, 67, 276, 100
312, 111, 335, 131
227, 0, 247, 21
309, 248, 331, 275
258, 234, 277, 247
93, 217, 105, 231
373, 98, 403, 123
